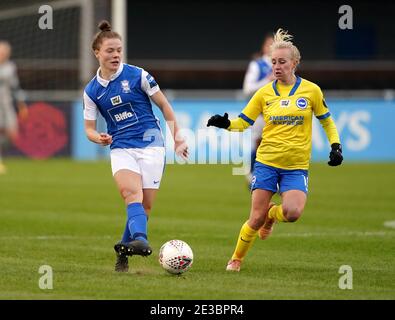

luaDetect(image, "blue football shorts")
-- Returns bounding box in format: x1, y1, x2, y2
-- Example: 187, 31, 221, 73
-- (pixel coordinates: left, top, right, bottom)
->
251, 161, 309, 194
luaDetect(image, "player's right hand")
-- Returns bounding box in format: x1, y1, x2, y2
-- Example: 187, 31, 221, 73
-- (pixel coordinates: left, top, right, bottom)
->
206, 113, 230, 129
98, 133, 112, 146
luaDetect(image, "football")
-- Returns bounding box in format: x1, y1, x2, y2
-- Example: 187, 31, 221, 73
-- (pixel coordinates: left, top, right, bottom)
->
159, 240, 193, 274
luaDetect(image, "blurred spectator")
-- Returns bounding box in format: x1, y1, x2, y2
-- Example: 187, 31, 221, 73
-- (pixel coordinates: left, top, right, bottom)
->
0, 40, 28, 174
242, 34, 274, 183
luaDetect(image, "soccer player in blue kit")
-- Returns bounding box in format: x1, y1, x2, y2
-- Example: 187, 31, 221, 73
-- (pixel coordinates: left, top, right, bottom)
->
83, 21, 189, 272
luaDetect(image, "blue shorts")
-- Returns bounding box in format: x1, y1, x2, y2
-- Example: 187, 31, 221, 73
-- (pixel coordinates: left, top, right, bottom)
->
251, 162, 309, 194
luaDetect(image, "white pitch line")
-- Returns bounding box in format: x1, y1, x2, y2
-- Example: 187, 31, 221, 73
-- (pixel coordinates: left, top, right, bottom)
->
384, 220, 395, 229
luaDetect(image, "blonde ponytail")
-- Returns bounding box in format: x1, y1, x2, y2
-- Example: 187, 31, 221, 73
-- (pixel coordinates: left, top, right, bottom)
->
273, 28, 294, 43
271, 28, 301, 63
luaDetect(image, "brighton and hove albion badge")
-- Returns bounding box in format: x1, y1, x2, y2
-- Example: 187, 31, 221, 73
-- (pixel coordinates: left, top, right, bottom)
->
121, 80, 131, 93
296, 97, 308, 109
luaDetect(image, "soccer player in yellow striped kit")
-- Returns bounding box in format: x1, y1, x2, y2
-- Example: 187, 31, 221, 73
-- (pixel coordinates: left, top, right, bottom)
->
207, 29, 343, 272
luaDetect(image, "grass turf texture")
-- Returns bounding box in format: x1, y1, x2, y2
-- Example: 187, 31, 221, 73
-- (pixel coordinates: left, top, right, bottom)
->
0, 159, 394, 299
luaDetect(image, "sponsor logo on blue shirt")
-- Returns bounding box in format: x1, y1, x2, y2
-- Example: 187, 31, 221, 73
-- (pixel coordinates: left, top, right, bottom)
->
114, 111, 133, 122
146, 74, 158, 88
111, 95, 122, 106
108, 103, 138, 128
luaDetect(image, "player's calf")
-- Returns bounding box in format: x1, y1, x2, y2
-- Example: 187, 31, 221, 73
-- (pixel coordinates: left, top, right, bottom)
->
258, 202, 276, 240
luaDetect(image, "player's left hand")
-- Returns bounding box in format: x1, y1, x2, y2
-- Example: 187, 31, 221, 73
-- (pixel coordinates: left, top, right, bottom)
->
328, 143, 343, 166
175, 139, 189, 160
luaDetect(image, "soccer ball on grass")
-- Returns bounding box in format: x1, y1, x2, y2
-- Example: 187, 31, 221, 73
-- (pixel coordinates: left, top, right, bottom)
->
159, 240, 193, 274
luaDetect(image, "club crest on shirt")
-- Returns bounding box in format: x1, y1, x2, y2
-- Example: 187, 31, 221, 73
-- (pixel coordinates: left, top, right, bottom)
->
121, 80, 131, 93
296, 97, 308, 109
111, 95, 122, 106
280, 99, 290, 107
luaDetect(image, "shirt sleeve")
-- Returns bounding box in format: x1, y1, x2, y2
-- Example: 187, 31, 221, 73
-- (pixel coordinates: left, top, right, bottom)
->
312, 85, 331, 120
141, 69, 160, 96
228, 88, 264, 131
320, 117, 341, 145
313, 86, 341, 144
83, 91, 98, 120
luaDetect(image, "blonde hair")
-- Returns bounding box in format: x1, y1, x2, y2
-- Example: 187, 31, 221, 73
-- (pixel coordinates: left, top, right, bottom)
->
270, 28, 301, 63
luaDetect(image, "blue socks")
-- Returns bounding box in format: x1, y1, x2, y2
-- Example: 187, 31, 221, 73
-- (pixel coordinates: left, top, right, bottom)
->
121, 202, 148, 243
121, 223, 132, 243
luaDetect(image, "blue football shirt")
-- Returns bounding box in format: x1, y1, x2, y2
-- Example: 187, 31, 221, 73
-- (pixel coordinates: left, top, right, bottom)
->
83, 63, 164, 149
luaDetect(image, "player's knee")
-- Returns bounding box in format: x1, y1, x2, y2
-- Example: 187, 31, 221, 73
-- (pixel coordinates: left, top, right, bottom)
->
249, 210, 266, 229
249, 218, 264, 230
282, 206, 303, 222
120, 188, 142, 203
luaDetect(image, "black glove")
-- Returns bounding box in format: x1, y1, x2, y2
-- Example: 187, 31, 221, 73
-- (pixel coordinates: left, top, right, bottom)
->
207, 113, 230, 129
328, 143, 343, 166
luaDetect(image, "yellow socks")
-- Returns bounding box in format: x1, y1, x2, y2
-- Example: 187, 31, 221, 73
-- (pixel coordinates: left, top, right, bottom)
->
268, 205, 288, 222
230, 206, 288, 261
231, 221, 258, 261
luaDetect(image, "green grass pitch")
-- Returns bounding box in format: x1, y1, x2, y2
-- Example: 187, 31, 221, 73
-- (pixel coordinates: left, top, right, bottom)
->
0, 159, 394, 299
